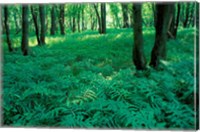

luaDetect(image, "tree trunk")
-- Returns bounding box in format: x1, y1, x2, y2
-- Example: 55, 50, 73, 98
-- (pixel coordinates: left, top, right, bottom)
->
174, 3, 181, 38
81, 7, 85, 31
101, 3, 106, 34
69, 16, 72, 31
59, 5, 65, 35
77, 7, 80, 32
21, 5, 29, 56
121, 3, 129, 28
50, 5, 56, 35
4, 6, 13, 52
168, 4, 176, 39
150, 4, 172, 68
39, 5, 46, 45
93, 4, 102, 33
133, 4, 146, 70
72, 16, 76, 32
188, 3, 195, 27
30, 5, 41, 45
183, 3, 190, 28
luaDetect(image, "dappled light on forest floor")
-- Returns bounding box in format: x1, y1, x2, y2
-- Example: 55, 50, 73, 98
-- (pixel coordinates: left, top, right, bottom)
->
3, 27, 195, 129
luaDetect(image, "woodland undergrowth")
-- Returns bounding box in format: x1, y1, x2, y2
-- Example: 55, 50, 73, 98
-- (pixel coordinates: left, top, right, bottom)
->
2, 28, 195, 129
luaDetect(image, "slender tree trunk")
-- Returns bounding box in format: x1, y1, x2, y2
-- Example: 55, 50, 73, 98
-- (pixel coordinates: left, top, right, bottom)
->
21, 5, 29, 56
50, 5, 56, 35
4, 6, 13, 52
168, 4, 175, 39
69, 16, 72, 31
133, 4, 146, 70
72, 16, 76, 32
121, 3, 129, 28
188, 3, 195, 27
59, 5, 65, 35
1, 8, 5, 34
101, 3, 106, 34
150, 4, 172, 68
183, 3, 190, 28
31, 5, 41, 45
174, 3, 181, 38
81, 7, 85, 31
93, 4, 102, 33
77, 8, 80, 32
39, 5, 46, 44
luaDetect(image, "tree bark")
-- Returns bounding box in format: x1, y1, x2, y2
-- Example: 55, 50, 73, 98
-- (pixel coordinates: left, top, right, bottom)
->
101, 3, 106, 34
183, 3, 190, 28
81, 6, 85, 31
121, 3, 129, 28
133, 4, 146, 70
31, 5, 41, 45
93, 4, 102, 33
39, 5, 46, 45
168, 4, 176, 39
50, 5, 56, 35
72, 16, 76, 32
59, 5, 65, 35
168, 3, 181, 39
188, 3, 195, 27
174, 3, 181, 38
4, 6, 13, 52
21, 5, 29, 56
150, 4, 172, 68
77, 6, 81, 32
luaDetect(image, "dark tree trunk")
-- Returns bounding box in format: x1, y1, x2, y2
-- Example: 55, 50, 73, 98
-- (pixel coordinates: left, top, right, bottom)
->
39, 5, 46, 45
50, 5, 56, 35
21, 5, 29, 56
183, 3, 190, 28
121, 3, 129, 28
133, 4, 146, 70
69, 16, 72, 31
72, 16, 76, 32
4, 6, 13, 52
150, 4, 172, 68
93, 4, 102, 33
101, 3, 106, 34
188, 3, 195, 27
81, 7, 85, 31
77, 7, 80, 32
174, 3, 181, 38
30, 5, 41, 45
59, 5, 65, 35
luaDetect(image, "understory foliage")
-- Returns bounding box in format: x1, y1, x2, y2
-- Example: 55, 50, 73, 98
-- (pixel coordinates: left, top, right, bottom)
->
2, 28, 195, 129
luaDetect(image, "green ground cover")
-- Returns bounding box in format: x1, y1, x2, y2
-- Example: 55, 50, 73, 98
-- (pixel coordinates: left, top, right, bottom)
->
2, 28, 195, 129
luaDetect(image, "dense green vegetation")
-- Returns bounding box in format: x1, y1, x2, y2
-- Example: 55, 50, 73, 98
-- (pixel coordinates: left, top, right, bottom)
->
1, 2, 197, 130
3, 27, 195, 129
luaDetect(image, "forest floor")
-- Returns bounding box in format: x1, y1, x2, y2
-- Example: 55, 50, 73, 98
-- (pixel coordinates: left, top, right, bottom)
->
2, 28, 196, 129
